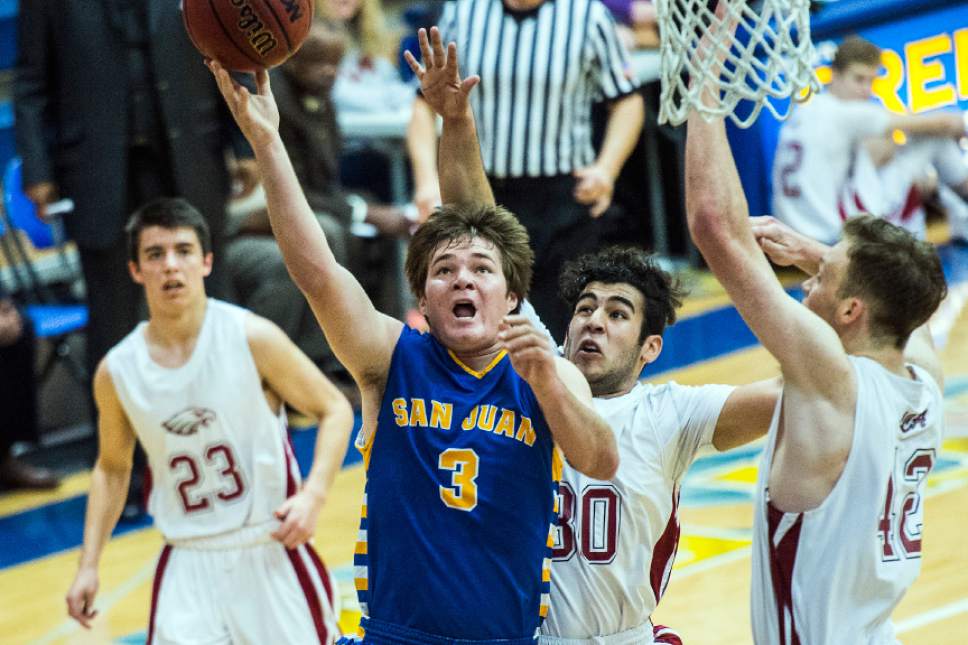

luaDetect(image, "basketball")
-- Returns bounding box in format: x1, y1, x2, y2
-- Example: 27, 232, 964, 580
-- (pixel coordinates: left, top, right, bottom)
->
183, 0, 314, 72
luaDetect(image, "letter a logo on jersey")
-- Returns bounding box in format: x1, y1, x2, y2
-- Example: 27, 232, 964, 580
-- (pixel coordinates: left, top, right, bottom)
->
162, 407, 216, 436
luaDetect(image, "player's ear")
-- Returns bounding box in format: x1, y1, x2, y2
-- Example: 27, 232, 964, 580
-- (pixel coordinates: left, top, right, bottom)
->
639, 334, 663, 365
418, 295, 428, 318
202, 252, 214, 277
128, 260, 144, 284
839, 296, 865, 326
505, 290, 520, 314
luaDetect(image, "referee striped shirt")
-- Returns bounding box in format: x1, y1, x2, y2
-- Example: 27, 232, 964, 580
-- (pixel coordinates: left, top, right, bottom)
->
437, 0, 639, 179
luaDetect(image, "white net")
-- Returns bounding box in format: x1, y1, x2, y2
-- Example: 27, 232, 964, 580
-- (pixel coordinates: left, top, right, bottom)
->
656, 0, 821, 128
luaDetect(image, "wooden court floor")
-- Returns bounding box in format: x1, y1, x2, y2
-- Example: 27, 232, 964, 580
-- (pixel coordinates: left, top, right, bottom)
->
2, 272, 967, 644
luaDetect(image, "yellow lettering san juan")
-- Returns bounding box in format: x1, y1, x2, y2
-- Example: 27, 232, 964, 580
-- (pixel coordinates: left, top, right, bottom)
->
392, 398, 536, 446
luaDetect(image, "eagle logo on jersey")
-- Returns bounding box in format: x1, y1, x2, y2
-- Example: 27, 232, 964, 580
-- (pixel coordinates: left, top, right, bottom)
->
162, 407, 216, 436
900, 409, 928, 434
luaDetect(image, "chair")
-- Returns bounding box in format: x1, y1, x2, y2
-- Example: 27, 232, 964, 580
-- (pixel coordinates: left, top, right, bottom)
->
1, 157, 88, 390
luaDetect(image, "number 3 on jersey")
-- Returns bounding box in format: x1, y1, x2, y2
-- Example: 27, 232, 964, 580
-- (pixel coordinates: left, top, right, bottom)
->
439, 448, 479, 511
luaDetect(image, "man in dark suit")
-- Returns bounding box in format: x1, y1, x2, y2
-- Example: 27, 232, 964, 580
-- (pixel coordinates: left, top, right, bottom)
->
14, 0, 256, 379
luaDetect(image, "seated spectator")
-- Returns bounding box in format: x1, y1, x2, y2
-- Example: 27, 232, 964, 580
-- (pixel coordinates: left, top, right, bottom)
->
225, 20, 412, 374
319, 0, 414, 113
0, 291, 61, 490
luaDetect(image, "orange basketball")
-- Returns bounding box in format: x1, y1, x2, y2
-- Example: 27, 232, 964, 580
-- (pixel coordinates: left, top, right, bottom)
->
183, 0, 314, 72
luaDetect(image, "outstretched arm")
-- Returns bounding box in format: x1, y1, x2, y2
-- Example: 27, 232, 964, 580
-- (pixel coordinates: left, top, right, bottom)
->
208, 62, 402, 386
683, 9, 852, 401
66, 362, 137, 628
887, 112, 965, 138
404, 28, 494, 208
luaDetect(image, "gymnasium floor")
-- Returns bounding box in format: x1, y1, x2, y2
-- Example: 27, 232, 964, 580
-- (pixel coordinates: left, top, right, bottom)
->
2, 243, 967, 645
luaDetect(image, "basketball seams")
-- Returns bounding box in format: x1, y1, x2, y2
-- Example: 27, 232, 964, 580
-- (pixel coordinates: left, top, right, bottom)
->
205, 0, 266, 68
184, 0, 312, 71
259, 0, 294, 52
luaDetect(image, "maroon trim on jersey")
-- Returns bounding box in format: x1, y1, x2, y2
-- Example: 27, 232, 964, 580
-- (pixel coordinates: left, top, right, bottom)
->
305, 543, 336, 606
146, 545, 173, 645
650, 487, 681, 603
286, 546, 330, 643
653, 624, 684, 645
767, 501, 804, 645
838, 198, 849, 222
895, 185, 922, 223
283, 435, 298, 498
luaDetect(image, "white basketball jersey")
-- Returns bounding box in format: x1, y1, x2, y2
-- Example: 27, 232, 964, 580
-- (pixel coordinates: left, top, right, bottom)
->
107, 299, 299, 541
751, 356, 943, 645
772, 94, 890, 244
543, 381, 733, 639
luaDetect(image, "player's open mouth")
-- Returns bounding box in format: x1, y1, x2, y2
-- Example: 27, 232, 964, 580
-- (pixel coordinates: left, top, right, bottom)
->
577, 340, 602, 355
452, 301, 477, 318
163, 280, 184, 292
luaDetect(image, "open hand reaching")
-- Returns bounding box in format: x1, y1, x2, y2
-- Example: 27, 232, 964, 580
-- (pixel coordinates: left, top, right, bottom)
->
403, 27, 480, 121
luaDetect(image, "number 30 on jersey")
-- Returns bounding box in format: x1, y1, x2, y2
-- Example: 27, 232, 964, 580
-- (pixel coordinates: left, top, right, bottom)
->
553, 482, 621, 564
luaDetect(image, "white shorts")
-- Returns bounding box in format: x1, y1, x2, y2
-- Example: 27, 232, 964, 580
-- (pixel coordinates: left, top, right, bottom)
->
539, 622, 654, 645
148, 522, 338, 644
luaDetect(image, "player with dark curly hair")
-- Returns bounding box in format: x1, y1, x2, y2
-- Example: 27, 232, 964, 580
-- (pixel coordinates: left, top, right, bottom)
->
538, 243, 780, 644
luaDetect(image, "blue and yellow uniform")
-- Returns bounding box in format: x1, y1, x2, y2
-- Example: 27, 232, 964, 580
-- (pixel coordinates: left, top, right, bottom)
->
353, 326, 561, 644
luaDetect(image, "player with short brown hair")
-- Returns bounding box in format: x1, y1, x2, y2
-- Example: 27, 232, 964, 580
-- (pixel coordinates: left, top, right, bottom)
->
65, 198, 352, 644
687, 19, 947, 639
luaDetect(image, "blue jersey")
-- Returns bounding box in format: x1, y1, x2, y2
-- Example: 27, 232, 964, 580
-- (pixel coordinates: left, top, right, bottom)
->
353, 326, 561, 643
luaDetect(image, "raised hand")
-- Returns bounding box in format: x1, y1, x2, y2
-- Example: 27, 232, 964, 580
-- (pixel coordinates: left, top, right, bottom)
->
499, 315, 558, 387
207, 61, 280, 151
403, 27, 479, 121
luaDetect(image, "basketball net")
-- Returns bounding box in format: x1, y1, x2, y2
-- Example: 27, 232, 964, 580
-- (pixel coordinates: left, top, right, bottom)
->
656, 0, 820, 128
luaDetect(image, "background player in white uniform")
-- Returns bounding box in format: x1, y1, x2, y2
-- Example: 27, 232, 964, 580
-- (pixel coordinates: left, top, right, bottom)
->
65, 199, 353, 644
771, 35, 966, 244
686, 17, 948, 642
413, 29, 782, 645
